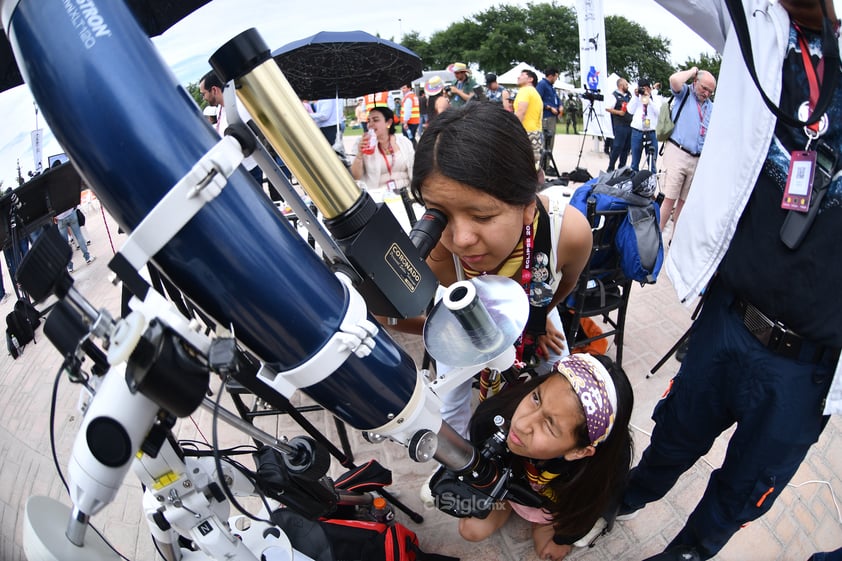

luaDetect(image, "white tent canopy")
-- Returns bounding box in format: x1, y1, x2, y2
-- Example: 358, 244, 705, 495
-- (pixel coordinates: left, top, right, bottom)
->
496, 62, 544, 87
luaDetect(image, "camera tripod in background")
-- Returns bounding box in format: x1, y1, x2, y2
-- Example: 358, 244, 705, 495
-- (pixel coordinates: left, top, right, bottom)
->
540, 127, 561, 179
567, 92, 606, 182
642, 132, 657, 174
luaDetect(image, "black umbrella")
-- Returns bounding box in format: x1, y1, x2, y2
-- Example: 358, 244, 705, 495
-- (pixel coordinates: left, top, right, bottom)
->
272, 30, 423, 100
0, 0, 210, 94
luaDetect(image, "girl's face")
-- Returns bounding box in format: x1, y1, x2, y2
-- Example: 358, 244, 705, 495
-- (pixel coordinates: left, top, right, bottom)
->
420, 173, 536, 275
507, 375, 595, 461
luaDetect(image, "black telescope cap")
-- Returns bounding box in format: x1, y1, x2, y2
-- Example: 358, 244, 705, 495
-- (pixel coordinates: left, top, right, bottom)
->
210, 28, 272, 83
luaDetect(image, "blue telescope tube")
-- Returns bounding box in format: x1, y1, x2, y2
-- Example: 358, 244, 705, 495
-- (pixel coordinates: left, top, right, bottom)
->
4, 0, 416, 429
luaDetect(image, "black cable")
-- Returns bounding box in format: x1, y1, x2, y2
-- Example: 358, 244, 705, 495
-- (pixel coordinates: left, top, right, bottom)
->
211, 374, 274, 525
179, 440, 258, 457
49, 359, 131, 561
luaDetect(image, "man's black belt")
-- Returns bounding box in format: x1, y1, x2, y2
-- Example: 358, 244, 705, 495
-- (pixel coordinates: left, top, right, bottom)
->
733, 298, 839, 364
669, 138, 700, 157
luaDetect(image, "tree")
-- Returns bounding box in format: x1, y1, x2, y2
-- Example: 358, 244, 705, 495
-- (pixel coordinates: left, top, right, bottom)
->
680, 52, 722, 85
186, 81, 205, 110
425, 20, 487, 70
401, 3, 679, 88
401, 31, 434, 64
604, 15, 673, 87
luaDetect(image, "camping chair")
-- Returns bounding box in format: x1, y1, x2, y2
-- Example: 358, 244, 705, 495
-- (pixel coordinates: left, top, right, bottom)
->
561, 196, 634, 369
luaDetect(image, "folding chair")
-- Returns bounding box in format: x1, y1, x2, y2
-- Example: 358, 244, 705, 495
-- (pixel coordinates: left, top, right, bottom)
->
561, 196, 634, 369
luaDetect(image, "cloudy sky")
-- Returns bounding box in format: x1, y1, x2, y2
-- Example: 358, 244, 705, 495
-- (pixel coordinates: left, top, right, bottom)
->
0, 0, 714, 188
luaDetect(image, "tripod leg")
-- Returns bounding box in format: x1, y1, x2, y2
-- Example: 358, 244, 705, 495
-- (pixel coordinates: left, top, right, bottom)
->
647, 327, 691, 378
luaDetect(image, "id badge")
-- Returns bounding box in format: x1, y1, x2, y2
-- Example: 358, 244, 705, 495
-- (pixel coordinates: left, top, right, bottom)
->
781, 150, 816, 212
386, 179, 397, 192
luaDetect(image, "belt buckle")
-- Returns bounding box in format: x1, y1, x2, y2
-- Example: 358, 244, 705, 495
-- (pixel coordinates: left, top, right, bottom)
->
767, 325, 801, 359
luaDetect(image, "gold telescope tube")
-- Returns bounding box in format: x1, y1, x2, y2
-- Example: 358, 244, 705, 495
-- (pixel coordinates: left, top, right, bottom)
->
211, 31, 362, 220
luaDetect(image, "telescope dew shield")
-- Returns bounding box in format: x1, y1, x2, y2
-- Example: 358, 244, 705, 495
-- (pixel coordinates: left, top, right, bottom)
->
210, 29, 437, 319
5, 0, 415, 429
443, 281, 504, 353
425, 276, 529, 368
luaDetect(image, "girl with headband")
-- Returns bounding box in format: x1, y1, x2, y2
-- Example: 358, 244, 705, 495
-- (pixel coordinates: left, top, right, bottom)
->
460, 353, 634, 561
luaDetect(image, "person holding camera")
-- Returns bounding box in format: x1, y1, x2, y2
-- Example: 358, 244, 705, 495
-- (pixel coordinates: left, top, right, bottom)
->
627, 78, 662, 173
447, 62, 477, 108
658, 67, 716, 233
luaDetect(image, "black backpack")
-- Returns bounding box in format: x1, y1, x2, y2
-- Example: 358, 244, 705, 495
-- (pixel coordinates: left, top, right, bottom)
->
6, 299, 40, 358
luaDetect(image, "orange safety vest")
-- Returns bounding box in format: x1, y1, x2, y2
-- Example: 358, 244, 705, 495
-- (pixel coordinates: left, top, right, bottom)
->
365, 91, 390, 116
403, 92, 421, 124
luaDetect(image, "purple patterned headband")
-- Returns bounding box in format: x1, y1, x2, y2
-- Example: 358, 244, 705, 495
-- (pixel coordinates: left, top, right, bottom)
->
554, 354, 617, 447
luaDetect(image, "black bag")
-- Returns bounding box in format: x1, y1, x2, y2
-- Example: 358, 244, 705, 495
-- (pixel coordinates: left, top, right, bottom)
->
76, 207, 86, 226
5, 299, 41, 356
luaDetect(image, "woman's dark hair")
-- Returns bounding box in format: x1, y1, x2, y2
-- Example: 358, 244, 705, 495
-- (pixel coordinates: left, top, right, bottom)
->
468, 354, 634, 543
411, 102, 538, 207
369, 106, 396, 135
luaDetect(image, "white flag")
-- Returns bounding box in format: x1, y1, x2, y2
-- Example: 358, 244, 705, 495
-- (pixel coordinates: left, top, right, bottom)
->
575, 0, 613, 139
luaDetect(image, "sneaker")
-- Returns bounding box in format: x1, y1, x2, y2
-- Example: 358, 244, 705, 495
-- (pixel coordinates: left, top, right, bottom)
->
573, 517, 607, 547
86, 240, 91, 246
642, 546, 701, 561
85, 256, 96, 265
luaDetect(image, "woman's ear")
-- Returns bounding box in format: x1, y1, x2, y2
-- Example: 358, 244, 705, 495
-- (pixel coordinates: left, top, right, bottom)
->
563, 445, 596, 461
523, 200, 538, 226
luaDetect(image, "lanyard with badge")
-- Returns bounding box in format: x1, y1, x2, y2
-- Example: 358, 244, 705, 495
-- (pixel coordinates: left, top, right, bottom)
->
780, 25, 840, 249
725, 0, 840, 249
378, 142, 397, 192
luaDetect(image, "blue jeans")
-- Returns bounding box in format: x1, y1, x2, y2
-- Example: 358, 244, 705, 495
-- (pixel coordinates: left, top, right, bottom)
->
607, 123, 631, 171
622, 281, 836, 559
630, 129, 658, 172
4, 238, 29, 282
57, 210, 91, 269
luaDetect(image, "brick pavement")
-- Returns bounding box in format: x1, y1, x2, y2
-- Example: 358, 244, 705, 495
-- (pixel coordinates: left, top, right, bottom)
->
0, 134, 839, 560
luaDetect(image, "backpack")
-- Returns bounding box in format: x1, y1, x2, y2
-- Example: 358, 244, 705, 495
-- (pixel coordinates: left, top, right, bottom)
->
569, 169, 664, 284
6, 298, 41, 357
272, 509, 459, 561
655, 92, 689, 143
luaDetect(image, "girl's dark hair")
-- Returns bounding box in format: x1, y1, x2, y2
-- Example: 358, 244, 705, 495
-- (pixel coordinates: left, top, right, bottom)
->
369, 106, 396, 135
468, 354, 634, 543
410, 102, 538, 207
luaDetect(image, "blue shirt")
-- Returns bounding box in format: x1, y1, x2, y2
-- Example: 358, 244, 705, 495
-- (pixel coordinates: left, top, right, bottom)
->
311, 98, 340, 128
536, 78, 561, 119
670, 83, 713, 154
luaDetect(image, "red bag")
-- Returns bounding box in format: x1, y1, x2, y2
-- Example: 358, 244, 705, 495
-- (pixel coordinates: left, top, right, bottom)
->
272, 509, 458, 561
